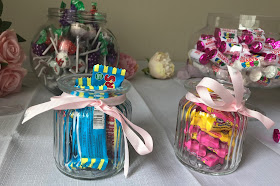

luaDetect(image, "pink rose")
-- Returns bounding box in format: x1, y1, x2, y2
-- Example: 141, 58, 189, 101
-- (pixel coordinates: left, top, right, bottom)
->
0, 65, 27, 97
116, 53, 138, 79
0, 30, 26, 66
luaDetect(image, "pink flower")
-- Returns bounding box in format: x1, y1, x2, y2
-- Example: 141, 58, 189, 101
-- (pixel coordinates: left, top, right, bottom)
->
117, 53, 138, 79
0, 30, 26, 66
0, 65, 27, 97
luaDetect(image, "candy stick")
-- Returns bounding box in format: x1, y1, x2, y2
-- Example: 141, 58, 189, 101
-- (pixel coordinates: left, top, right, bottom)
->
91, 27, 101, 46
75, 36, 80, 73
80, 42, 101, 56
50, 37, 58, 54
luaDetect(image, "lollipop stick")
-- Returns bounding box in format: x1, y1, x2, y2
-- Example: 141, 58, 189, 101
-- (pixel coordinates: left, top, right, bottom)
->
85, 54, 89, 73
91, 27, 101, 46
80, 42, 101, 56
55, 34, 58, 46
43, 75, 47, 86
48, 28, 55, 39
33, 56, 51, 60
76, 36, 80, 73
38, 66, 46, 77
69, 69, 76, 74
50, 37, 58, 54
35, 59, 45, 70
103, 55, 106, 66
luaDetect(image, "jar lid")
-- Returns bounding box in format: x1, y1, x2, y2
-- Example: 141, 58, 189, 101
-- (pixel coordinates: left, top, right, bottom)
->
48, 8, 107, 23
57, 74, 131, 95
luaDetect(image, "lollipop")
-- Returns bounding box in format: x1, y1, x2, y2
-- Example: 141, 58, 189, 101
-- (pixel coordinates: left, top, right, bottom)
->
56, 51, 71, 68
70, 22, 88, 73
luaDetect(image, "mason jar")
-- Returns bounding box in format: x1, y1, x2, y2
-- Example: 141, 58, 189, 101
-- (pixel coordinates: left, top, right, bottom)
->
187, 13, 280, 88
30, 8, 119, 95
174, 79, 251, 175
54, 74, 131, 179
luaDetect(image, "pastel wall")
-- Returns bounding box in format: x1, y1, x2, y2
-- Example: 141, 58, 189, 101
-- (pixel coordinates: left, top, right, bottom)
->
2, 0, 280, 64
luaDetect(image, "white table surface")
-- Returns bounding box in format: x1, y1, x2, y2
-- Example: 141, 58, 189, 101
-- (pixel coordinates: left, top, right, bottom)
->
0, 61, 280, 186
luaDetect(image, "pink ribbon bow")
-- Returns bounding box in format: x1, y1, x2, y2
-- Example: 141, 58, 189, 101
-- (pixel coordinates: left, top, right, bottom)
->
22, 93, 153, 177
185, 66, 274, 129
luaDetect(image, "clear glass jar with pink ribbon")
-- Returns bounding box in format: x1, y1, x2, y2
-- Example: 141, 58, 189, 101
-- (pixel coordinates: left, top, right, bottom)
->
174, 66, 274, 175
22, 73, 153, 179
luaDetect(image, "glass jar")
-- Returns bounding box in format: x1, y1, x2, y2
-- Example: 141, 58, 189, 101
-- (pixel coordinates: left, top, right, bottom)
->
174, 79, 250, 175
30, 8, 119, 95
54, 74, 131, 179
187, 13, 280, 88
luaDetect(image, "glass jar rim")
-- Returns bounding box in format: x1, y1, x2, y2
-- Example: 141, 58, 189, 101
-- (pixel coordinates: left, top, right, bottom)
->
57, 74, 131, 96
184, 78, 251, 101
207, 13, 280, 21
48, 8, 107, 23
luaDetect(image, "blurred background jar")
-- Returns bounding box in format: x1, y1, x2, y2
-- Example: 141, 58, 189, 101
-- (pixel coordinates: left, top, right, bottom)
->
186, 13, 280, 88
30, 7, 119, 95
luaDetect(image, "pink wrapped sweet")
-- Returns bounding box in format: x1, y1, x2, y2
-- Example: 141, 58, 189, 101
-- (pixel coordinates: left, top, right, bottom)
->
184, 139, 207, 157
189, 125, 220, 149
196, 35, 216, 52
208, 49, 230, 67
201, 152, 224, 167
207, 142, 228, 158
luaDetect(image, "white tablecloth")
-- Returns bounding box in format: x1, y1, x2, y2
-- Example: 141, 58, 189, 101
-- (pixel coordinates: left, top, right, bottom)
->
0, 62, 280, 186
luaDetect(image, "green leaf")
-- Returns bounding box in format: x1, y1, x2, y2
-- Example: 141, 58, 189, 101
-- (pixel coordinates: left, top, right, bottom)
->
60, 1, 66, 9
145, 58, 150, 63
0, 0, 3, 17
0, 21, 12, 32
142, 67, 150, 76
16, 34, 26, 42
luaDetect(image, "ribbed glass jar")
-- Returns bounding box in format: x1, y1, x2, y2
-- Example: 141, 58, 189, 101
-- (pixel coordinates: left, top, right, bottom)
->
174, 79, 250, 175
54, 75, 131, 179
30, 8, 119, 95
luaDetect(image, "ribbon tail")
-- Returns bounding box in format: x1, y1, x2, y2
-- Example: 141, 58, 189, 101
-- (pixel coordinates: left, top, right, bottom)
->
22, 100, 63, 124
123, 133, 129, 178
240, 108, 275, 129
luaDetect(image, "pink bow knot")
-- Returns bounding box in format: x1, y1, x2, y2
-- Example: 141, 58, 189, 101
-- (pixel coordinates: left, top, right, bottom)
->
185, 66, 274, 129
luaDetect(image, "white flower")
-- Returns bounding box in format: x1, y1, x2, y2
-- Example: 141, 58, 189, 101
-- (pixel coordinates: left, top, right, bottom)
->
148, 52, 175, 79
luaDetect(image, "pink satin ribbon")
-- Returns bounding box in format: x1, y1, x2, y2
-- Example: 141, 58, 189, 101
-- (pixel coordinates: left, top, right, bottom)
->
185, 66, 274, 129
22, 93, 153, 177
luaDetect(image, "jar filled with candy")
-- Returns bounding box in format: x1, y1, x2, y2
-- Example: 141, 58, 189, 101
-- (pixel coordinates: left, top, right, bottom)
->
31, 1, 119, 95
187, 13, 280, 88
174, 79, 251, 175
54, 65, 130, 179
